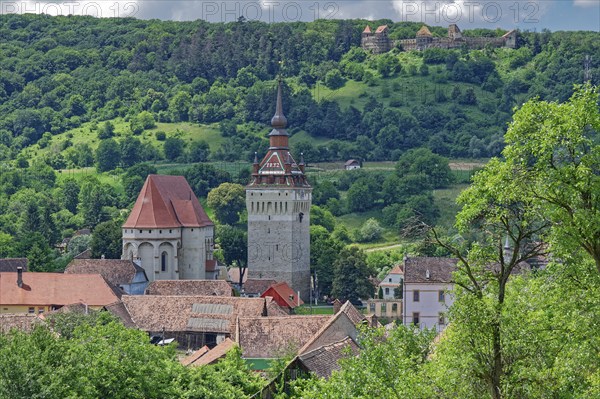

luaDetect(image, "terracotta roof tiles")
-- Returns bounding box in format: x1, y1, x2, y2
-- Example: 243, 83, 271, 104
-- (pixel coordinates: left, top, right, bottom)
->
123, 175, 213, 229
237, 315, 330, 359
298, 337, 359, 378
145, 280, 233, 297
0, 272, 120, 308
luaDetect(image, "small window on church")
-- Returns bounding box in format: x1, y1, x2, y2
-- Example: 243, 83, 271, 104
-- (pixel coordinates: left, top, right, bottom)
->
191, 229, 194, 231
299, 212, 304, 223
159, 230, 162, 234
149, 230, 152, 233
268, 228, 270, 234
276, 244, 279, 251
161, 252, 167, 272
169, 230, 172, 233
139, 230, 142, 233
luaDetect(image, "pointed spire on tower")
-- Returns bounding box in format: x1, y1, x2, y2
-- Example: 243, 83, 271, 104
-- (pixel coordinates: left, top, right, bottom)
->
271, 77, 287, 129
253, 152, 258, 164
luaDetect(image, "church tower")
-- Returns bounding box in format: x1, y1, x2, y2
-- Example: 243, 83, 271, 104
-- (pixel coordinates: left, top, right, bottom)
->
246, 80, 311, 301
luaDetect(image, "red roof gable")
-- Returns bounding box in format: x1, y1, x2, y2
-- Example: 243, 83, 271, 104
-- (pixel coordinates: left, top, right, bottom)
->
375, 25, 388, 33
123, 175, 213, 229
261, 282, 303, 308
363, 25, 371, 33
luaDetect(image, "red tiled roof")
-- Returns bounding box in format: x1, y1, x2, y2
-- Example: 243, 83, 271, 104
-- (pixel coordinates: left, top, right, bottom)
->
375, 25, 388, 33
0, 272, 119, 307
362, 25, 371, 33
261, 282, 303, 308
185, 338, 237, 366
416, 25, 433, 37
123, 175, 213, 229
389, 264, 403, 274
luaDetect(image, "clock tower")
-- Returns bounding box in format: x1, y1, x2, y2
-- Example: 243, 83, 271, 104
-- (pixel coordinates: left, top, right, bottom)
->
246, 80, 311, 301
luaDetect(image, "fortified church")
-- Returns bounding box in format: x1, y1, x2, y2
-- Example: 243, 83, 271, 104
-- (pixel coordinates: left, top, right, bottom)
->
121, 81, 311, 300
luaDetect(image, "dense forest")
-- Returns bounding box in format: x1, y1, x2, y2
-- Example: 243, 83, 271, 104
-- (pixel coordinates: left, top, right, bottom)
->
0, 15, 599, 165
0, 14, 598, 273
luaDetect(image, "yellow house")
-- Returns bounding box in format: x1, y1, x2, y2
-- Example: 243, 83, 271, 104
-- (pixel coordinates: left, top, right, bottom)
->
0, 269, 119, 314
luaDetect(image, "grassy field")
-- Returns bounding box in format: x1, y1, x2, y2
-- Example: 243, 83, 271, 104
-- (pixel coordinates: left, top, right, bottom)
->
20, 119, 223, 162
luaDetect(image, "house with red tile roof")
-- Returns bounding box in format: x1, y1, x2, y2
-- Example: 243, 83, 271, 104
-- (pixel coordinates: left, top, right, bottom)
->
122, 175, 216, 281
260, 282, 303, 312
0, 270, 119, 314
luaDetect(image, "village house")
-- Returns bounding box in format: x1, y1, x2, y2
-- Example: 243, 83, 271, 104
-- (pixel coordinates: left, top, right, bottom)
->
239, 278, 278, 297
0, 313, 44, 333
122, 174, 215, 281
344, 159, 361, 170
257, 301, 373, 398
403, 256, 457, 331
260, 281, 303, 313
118, 295, 284, 350
0, 269, 119, 314
65, 258, 149, 295
378, 264, 403, 300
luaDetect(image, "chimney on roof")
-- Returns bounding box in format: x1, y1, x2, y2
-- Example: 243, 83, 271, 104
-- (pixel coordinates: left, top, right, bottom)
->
332, 298, 342, 314
17, 266, 23, 288
425, 269, 430, 280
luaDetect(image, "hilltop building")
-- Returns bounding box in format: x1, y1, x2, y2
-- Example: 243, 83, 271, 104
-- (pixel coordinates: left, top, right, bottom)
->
246, 80, 312, 301
361, 25, 392, 54
362, 24, 517, 53
122, 175, 215, 282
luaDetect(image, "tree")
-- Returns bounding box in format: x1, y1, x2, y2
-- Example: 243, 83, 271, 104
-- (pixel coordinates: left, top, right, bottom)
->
355, 218, 383, 243
98, 121, 115, 139
324, 69, 345, 90
310, 225, 343, 297
217, 225, 247, 288
396, 148, 453, 188
163, 137, 185, 161
188, 140, 210, 163
331, 247, 374, 303
119, 135, 141, 167
294, 325, 435, 399
95, 138, 120, 172
501, 84, 600, 274
207, 183, 246, 225
347, 180, 376, 212
431, 158, 549, 399
90, 219, 122, 259
310, 205, 336, 232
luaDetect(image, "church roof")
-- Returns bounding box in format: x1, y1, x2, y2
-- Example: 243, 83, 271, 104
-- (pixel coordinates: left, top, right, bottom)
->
416, 25, 433, 37
123, 175, 213, 229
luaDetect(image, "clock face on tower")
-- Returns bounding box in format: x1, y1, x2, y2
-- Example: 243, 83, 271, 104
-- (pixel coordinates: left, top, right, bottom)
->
282, 242, 303, 262
248, 243, 262, 263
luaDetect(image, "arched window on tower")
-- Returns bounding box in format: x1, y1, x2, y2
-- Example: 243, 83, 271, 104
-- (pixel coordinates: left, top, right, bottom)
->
299, 212, 304, 223
161, 251, 168, 272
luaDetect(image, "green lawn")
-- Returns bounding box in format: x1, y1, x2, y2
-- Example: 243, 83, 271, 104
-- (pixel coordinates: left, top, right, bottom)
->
433, 184, 469, 228
20, 119, 223, 162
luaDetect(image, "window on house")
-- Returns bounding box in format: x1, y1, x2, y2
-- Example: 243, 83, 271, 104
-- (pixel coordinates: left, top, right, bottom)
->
392, 303, 398, 313
369, 303, 375, 313
38, 307, 44, 314
438, 312, 445, 325
28, 307, 35, 314
413, 290, 420, 302
385, 288, 389, 295
381, 302, 387, 313
161, 251, 167, 272
388, 278, 392, 282
412, 312, 420, 325
439, 290, 445, 302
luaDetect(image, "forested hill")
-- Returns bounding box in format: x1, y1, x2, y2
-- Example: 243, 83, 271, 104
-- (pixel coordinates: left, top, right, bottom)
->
0, 14, 599, 165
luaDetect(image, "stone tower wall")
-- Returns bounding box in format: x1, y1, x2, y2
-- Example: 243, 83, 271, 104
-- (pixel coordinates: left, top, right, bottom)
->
246, 188, 311, 300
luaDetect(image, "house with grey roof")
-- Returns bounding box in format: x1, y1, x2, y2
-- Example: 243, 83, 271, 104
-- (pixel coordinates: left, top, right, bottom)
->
65, 259, 149, 295
402, 256, 457, 331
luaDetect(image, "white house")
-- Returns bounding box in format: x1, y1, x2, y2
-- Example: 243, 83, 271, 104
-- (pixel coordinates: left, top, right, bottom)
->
378, 264, 403, 300
344, 159, 361, 170
403, 256, 457, 331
